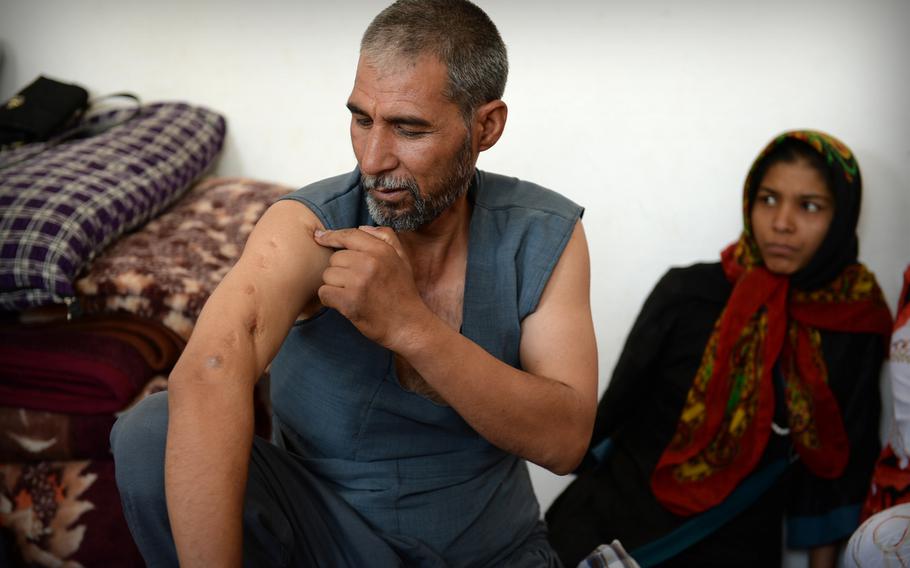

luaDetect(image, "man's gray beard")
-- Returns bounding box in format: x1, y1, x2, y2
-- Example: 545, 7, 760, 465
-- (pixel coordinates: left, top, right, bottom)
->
362, 138, 474, 232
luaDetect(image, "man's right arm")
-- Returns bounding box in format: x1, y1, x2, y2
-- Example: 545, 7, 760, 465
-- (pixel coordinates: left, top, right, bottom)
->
164, 199, 330, 567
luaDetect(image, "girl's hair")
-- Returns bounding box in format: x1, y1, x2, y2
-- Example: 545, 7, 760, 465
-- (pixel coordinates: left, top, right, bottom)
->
747, 138, 833, 210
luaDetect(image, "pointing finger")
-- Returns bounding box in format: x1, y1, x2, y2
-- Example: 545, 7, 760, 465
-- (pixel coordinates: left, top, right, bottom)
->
314, 227, 388, 253
357, 225, 407, 260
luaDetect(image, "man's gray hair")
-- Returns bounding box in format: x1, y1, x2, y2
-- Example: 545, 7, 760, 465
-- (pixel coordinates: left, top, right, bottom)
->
361, 0, 508, 120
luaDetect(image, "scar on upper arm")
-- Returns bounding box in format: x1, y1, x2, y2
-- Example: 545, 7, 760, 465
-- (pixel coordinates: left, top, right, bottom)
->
205, 355, 223, 369
237, 279, 262, 339
245, 312, 262, 338
251, 236, 280, 270
221, 329, 240, 350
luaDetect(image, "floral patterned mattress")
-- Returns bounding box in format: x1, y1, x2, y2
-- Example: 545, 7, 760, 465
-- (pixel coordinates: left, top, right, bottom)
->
75, 177, 292, 339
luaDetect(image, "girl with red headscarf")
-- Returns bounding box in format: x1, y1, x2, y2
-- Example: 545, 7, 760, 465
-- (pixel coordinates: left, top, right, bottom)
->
547, 131, 892, 568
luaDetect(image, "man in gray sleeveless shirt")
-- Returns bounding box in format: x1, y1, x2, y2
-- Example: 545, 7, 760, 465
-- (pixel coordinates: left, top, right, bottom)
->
111, 1, 598, 566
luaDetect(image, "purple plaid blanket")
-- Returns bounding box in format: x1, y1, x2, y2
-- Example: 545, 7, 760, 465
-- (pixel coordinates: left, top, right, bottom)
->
0, 102, 226, 311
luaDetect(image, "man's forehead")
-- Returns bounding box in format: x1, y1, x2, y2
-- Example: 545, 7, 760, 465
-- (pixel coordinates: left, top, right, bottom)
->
348, 53, 455, 115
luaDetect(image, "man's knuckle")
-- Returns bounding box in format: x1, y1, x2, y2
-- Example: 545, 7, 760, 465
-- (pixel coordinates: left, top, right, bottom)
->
363, 255, 380, 272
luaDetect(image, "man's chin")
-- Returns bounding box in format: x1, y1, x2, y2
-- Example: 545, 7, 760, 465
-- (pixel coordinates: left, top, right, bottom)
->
366, 197, 418, 231
368, 198, 406, 217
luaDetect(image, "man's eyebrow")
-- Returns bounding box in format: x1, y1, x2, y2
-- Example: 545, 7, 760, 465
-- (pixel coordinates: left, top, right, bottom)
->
386, 114, 433, 128
346, 103, 433, 129
347, 102, 368, 116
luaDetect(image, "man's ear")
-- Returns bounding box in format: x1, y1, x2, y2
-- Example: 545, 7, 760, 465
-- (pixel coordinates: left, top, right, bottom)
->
472, 100, 508, 152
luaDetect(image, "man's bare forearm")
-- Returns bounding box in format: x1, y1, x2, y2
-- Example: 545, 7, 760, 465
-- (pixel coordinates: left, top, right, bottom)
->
399, 316, 595, 474
166, 368, 255, 568
396, 223, 597, 474
164, 292, 265, 568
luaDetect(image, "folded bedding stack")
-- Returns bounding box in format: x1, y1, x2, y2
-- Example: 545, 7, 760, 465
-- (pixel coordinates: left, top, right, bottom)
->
0, 100, 246, 567
0, 313, 184, 567
0, 312, 184, 419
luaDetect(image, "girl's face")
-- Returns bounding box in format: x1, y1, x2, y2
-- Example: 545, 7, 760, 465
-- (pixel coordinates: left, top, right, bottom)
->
750, 159, 835, 275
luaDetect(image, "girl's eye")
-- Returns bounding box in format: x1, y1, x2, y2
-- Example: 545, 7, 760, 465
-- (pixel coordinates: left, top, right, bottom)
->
758, 193, 777, 206
803, 201, 822, 213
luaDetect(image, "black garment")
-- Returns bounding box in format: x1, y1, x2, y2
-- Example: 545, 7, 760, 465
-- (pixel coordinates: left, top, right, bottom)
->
546, 263, 884, 567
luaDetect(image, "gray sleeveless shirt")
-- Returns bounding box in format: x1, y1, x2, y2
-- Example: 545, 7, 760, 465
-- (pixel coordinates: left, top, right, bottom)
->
271, 169, 582, 566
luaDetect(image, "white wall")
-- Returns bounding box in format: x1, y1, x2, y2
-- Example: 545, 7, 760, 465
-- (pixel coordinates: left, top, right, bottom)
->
3, 0, 908, 563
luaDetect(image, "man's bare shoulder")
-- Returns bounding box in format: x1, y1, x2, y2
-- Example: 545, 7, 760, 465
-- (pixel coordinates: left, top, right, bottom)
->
254, 199, 326, 238
217, 199, 331, 315
236, 199, 328, 269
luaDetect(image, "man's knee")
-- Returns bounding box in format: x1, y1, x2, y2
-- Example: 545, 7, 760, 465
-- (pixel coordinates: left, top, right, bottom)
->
111, 391, 169, 498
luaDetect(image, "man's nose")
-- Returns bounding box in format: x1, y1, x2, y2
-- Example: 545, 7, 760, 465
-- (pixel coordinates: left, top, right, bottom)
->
359, 127, 397, 176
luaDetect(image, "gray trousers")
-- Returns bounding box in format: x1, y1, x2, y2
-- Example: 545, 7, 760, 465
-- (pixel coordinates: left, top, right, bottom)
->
111, 392, 441, 567
111, 392, 558, 567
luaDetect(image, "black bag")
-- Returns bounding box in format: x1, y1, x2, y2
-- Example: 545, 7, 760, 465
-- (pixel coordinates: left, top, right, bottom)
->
0, 87, 141, 170
0, 76, 89, 149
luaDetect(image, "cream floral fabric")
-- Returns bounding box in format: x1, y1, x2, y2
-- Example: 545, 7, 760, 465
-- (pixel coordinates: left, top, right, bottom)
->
76, 177, 292, 338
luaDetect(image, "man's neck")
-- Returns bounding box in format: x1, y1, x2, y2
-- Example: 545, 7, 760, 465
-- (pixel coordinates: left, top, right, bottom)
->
398, 193, 472, 288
